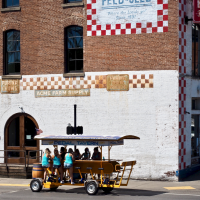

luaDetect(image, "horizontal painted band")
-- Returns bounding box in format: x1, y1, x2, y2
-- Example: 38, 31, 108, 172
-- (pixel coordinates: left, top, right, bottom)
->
32, 169, 44, 171
32, 167, 43, 169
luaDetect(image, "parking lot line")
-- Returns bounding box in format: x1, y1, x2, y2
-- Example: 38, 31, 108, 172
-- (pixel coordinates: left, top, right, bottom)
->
164, 186, 195, 190
0, 184, 29, 187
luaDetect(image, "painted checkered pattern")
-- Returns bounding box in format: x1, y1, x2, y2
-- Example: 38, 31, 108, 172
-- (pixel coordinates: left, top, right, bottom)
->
87, 0, 168, 36
20, 74, 154, 90
129, 74, 154, 88
179, 0, 186, 171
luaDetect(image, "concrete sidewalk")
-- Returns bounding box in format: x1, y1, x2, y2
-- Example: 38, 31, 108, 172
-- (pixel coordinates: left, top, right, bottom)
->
0, 170, 200, 192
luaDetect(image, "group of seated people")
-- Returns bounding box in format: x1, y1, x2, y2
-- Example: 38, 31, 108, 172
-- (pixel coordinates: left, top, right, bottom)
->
74, 147, 101, 160
42, 146, 101, 184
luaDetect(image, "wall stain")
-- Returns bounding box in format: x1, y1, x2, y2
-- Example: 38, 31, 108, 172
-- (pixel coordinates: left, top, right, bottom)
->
164, 171, 176, 177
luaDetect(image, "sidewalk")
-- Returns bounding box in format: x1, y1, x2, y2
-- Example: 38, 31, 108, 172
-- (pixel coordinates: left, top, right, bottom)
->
0, 171, 200, 192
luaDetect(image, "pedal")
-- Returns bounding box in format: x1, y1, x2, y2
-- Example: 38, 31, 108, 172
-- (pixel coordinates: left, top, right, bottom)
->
79, 178, 84, 183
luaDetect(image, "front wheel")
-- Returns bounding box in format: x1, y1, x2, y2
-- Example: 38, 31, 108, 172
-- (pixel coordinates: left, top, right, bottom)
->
101, 187, 113, 193
30, 179, 43, 192
85, 181, 98, 195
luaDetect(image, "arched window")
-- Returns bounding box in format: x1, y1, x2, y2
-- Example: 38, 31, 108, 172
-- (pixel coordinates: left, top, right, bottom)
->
65, 26, 83, 73
4, 0, 19, 8
4, 30, 20, 74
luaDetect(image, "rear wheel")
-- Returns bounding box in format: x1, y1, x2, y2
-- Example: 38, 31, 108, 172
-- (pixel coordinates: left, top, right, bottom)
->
101, 187, 113, 193
85, 181, 98, 195
30, 179, 42, 192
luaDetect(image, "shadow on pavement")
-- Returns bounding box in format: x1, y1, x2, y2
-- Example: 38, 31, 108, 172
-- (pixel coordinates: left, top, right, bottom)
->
41, 187, 167, 196
180, 170, 200, 182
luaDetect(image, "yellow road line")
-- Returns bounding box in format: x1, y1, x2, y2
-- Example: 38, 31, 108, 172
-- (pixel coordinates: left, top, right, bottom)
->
0, 184, 29, 187
164, 186, 195, 190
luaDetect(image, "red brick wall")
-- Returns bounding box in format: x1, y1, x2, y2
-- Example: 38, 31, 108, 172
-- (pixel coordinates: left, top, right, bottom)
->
0, 0, 179, 75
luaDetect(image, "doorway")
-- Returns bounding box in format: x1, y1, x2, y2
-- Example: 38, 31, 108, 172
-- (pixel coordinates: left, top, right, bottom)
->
4, 113, 40, 164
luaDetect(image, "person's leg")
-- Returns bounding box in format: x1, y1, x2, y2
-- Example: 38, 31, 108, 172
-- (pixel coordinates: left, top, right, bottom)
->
64, 163, 68, 178
66, 169, 69, 177
66, 169, 69, 178
50, 163, 53, 174
69, 167, 73, 182
51, 166, 53, 175
59, 166, 63, 180
44, 170, 46, 181
62, 164, 65, 179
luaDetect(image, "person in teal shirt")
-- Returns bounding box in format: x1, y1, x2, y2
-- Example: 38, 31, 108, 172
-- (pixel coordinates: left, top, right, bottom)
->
42, 148, 52, 182
64, 148, 75, 184
52, 149, 64, 183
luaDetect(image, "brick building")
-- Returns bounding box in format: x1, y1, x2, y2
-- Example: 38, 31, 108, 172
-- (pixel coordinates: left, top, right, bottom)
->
0, 0, 197, 180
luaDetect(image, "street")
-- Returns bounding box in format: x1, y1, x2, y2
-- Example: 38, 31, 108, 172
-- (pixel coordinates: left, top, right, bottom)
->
1, 175, 200, 200
1, 185, 200, 200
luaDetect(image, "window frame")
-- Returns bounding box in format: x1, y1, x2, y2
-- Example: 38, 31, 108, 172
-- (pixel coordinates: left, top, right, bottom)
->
63, 0, 82, 3
4, 29, 20, 75
64, 26, 83, 73
192, 24, 200, 77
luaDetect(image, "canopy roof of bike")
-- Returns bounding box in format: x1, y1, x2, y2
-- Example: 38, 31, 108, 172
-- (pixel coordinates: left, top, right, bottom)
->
34, 135, 140, 146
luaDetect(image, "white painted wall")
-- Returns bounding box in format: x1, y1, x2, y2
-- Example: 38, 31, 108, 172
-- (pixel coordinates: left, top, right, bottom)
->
0, 70, 179, 180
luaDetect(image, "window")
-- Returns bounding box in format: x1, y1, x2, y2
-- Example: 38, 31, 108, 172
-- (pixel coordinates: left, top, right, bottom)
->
4, 0, 19, 7
64, 0, 82, 3
61, 0, 83, 9
65, 26, 83, 73
192, 24, 200, 76
4, 30, 20, 74
191, 115, 200, 158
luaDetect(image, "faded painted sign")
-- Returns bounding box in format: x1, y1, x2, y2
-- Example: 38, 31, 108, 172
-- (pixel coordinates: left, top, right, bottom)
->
35, 89, 90, 98
42, 140, 123, 146
107, 74, 129, 91
1, 79, 20, 94
87, 0, 168, 36
99, 0, 156, 25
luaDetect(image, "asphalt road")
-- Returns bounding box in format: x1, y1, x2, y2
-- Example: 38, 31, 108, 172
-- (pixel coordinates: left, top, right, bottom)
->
1, 185, 200, 200
2, 170, 200, 200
